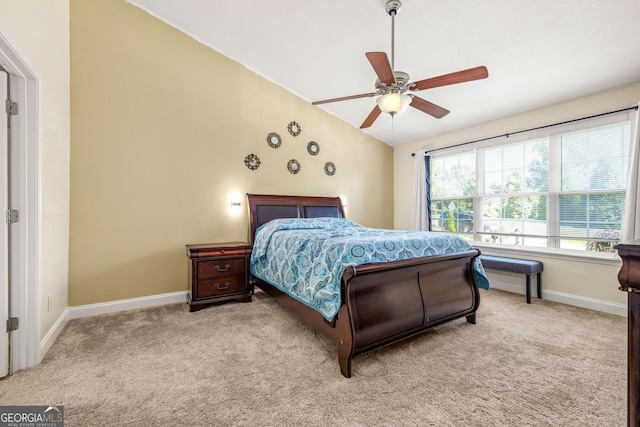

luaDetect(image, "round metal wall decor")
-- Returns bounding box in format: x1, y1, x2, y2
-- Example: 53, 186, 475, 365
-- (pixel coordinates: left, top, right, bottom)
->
244, 153, 261, 170
287, 159, 301, 175
287, 121, 302, 137
266, 132, 282, 148
324, 162, 336, 176
307, 141, 320, 156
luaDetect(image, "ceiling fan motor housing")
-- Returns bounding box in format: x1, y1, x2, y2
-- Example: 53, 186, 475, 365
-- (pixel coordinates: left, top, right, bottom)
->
375, 71, 410, 94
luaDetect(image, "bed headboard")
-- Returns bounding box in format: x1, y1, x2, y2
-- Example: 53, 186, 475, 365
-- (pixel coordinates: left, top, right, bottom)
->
247, 194, 345, 243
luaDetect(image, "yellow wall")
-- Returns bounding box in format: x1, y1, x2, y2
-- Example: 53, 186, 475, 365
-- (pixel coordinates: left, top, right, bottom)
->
394, 80, 640, 309
69, 0, 393, 306
0, 1, 71, 335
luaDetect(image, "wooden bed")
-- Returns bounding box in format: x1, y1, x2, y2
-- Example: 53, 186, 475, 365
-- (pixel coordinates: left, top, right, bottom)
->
247, 193, 482, 378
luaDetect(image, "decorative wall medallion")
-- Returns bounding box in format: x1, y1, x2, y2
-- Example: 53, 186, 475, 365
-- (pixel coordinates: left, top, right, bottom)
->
287, 159, 301, 174
307, 141, 320, 156
324, 162, 336, 176
287, 121, 301, 137
244, 153, 261, 170
266, 132, 282, 148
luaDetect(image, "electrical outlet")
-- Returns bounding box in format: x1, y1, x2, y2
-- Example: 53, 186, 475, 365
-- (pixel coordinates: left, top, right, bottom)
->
48, 294, 52, 312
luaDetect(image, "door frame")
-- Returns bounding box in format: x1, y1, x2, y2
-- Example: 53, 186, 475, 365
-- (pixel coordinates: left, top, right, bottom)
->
0, 27, 41, 371
1, 69, 8, 377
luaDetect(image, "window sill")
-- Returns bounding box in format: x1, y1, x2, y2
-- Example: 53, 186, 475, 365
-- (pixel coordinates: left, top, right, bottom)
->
473, 242, 622, 266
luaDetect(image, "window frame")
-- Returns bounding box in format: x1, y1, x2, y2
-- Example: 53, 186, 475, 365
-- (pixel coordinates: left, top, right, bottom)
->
428, 111, 632, 261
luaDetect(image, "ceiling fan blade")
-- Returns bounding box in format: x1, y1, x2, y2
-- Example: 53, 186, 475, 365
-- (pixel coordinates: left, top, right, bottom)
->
412, 66, 489, 91
410, 96, 450, 119
312, 93, 377, 105
366, 52, 396, 85
360, 105, 382, 129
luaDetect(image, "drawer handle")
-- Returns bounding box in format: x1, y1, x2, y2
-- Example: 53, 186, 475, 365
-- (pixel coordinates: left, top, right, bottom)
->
216, 282, 230, 290
215, 264, 231, 272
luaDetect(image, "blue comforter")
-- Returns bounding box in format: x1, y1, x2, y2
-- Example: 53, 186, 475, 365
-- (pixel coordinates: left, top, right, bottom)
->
250, 218, 489, 321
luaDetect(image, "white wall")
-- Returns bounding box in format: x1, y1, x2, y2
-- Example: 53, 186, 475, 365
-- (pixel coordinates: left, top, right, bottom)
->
0, 1, 71, 337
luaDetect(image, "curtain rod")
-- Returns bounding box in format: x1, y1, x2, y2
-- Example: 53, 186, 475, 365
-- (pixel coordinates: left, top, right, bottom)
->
411, 105, 638, 156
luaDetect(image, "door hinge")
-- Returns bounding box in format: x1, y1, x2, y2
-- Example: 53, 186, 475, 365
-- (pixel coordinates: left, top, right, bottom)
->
6, 209, 18, 224
5, 99, 18, 115
6, 317, 18, 333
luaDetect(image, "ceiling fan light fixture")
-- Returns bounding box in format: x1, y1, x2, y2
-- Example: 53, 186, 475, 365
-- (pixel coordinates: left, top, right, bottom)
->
311, 0, 488, 131
376, 92, 411, 116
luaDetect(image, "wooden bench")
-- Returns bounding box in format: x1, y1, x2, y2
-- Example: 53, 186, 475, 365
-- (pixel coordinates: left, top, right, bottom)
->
479, 255, 543, 304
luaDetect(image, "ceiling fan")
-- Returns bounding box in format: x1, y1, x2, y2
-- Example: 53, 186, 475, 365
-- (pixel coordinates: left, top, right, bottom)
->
312, 0, 489, 129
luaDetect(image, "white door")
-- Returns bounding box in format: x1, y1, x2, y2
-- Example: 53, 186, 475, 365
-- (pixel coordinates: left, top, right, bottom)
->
0, 69, 8, 377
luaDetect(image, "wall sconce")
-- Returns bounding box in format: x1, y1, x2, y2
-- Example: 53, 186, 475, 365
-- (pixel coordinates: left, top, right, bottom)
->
229, 193, 243, 217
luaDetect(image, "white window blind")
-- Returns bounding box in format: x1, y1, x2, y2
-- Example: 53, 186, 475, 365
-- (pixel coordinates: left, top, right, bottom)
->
556, 122, 630, 251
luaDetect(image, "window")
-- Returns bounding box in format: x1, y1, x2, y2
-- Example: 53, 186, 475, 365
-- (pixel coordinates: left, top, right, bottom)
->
429, 116, 631, 253
482, 138, 548, 247
557, 124, 629, 251
430, 152, 475, 238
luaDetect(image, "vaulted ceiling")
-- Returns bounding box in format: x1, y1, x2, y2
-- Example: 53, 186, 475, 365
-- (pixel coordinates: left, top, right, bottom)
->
128, 0, 640, 146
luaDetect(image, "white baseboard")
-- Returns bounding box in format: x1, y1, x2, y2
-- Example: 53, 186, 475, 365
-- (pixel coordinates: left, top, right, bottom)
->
67, 291, 188, 320
40, 291, 188, 359
489, 279, 627, 317
40, 308, 70, 361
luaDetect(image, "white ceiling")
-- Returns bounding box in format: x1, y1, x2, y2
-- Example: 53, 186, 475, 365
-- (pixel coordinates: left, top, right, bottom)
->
127, 0, 640, 147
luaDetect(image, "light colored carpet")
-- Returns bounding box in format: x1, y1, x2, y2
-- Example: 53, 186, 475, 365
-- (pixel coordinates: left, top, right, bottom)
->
0, 289, 627, 426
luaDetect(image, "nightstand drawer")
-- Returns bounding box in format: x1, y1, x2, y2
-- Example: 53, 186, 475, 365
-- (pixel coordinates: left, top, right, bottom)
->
197, 275, 245, 298
186, 242, 252, 312
197, 258, 245, 279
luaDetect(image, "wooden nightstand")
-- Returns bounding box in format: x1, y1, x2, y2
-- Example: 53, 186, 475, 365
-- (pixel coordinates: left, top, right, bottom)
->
186, 242, 253, 312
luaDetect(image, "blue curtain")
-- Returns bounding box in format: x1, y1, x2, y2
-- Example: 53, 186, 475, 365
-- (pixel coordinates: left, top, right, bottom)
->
425, 154, 432, 231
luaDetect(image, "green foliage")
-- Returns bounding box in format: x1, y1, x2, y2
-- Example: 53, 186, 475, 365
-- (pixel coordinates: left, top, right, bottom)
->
525, 140, 549, 192
443, 210, 457, 232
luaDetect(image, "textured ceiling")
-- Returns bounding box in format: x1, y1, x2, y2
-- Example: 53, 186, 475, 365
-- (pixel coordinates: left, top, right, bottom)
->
128, 0, 640, 146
